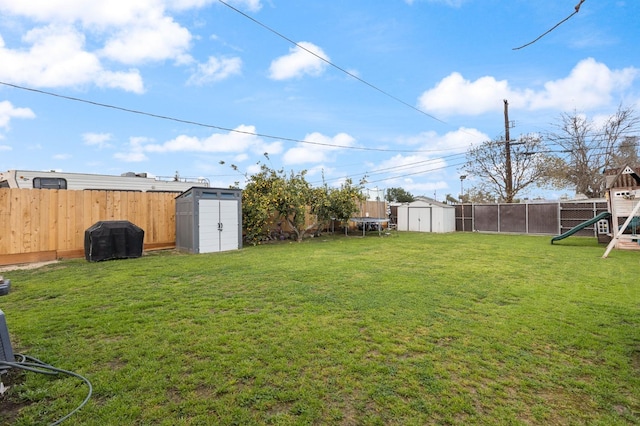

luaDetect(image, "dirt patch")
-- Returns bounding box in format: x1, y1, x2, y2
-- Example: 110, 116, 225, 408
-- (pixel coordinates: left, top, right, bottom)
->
0, 260, 59, 273
0, 369, 28, 424
632, 349, 640, 372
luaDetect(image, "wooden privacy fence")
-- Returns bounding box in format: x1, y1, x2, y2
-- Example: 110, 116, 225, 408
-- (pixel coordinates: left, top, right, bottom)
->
357, 200, 388, 219
0, 188, 390, 265
0, 188, 176, 266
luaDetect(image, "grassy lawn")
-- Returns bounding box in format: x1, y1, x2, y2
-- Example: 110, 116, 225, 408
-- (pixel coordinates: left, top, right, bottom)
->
0, 232, 639, 425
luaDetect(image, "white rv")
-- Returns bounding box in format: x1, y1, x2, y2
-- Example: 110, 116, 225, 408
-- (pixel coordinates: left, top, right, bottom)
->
0, 170, 210, 192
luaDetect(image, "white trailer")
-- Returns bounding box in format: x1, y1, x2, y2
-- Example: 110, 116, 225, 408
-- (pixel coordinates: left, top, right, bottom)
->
0, 169, 209, 192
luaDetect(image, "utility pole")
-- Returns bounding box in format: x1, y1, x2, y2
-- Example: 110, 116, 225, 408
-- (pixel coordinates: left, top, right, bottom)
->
503, 99, 513, 203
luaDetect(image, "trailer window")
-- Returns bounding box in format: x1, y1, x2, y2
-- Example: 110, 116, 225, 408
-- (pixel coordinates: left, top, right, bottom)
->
33, 177, 68, 189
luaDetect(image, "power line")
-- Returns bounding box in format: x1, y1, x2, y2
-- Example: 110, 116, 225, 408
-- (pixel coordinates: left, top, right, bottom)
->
310, 152, 468, 186
325, 130, 638, 191
365, 161, 468, 185
361, 152, 466, 178
0, 81, 446, 154
217, 0, 447, 125
512, 0, 586, 50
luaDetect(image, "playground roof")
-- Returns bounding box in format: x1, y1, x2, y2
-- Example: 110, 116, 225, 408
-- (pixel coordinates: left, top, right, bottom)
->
604, 164, 640, 189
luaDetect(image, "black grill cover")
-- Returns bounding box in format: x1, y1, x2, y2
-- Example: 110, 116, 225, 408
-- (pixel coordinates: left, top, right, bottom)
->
84, 221, 144, 262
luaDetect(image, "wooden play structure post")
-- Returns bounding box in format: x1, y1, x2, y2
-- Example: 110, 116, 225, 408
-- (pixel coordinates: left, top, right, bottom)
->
603, 198, 640, 258
602, 164, 640, 258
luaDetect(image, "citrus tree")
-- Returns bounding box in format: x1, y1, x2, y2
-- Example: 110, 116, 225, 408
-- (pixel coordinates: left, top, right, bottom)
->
312, 178, 365, 235
240, 164, 364, 243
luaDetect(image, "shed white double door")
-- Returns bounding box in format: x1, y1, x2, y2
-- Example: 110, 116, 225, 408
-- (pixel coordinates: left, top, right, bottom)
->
198, 199, 239, 253
407, 207, 432, 232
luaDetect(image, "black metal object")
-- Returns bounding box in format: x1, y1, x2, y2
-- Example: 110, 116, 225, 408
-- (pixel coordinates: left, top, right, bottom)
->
0, 309, 14, 372
84, 221, 144, 262
0, 277, 10, 296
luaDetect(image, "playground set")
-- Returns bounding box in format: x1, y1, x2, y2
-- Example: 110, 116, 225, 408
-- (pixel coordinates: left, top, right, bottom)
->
551, 164, 640, 257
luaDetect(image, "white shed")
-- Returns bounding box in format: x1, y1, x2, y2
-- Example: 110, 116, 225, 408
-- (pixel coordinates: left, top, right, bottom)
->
396, 198, 455, 233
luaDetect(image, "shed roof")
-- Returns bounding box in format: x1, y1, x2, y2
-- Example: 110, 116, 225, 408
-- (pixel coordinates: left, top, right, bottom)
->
175, 187, 243, 202
403, 197, 454, 209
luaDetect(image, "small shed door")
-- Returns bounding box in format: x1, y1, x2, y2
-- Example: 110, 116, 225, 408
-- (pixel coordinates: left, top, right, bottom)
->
199, 200, 220, 253
198, 199, 239, 253
218, 200, 239, 252
408, 207, 432, 232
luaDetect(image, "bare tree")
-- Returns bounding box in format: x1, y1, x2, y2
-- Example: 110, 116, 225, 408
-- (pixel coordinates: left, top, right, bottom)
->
546, 105, 640, 198
611, 136, 640, 168
464, 134, 561, 203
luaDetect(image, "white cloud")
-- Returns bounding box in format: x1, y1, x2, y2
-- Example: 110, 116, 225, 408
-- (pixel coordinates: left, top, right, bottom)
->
418, 58, 639, 116
53, 153, 71, 160
187, 56, 242, 85
168, 0, 262, 13
222, 0, 262, 12
83, 132, 113, 149
245, 162, 262, 175
418, 72, 514, 116
114, 126, 283, 160
396, 127, 487, 152
282, 132, 356, 165
99, 16, 192, 65
114, 151, 148, 162
233, 0, 262, 12
114, 136, 152, 162
269, 42, 329, 80
0, 28, 144, 93
0, 0, 219, 30
528, 58, 638, 110
96, 69, 145, 92
0, 0, 160, 26
0, 100, 36, 128
374, 127, 488, 193
0, 0, 266, 92
402, 178, 450, 194
0, 0, 257, 67
0, 1, 205, 90
376, 151, 452, 194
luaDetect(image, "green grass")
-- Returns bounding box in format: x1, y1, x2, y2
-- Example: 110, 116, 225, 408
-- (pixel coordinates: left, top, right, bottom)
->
1, 232, 639, 425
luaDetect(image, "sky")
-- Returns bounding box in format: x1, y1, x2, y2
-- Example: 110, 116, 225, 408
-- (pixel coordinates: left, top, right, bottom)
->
0, 0, 639, 200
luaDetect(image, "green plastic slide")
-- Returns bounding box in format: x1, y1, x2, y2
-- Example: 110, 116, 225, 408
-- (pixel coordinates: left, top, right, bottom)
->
551, 211, 611, 244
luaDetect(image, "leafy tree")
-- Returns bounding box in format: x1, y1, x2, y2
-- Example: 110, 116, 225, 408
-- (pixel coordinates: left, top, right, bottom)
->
546, 105, 640, 198
239, 164, 282, 244
313, 179, 365, 235
242, 164, 315, 243
237, 161, 364, 244
468, 187, 501, 203
385, 187, 415, 203
463, 134, 560, 203
337, 181, 365, 227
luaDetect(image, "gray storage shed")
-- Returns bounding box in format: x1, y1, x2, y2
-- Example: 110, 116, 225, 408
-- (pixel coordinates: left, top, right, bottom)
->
175, 187, 242, 253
